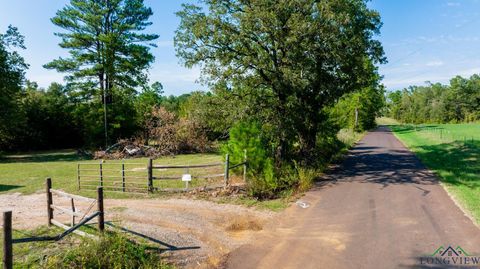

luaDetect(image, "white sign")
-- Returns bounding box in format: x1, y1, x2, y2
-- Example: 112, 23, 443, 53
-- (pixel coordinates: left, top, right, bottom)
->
182, 174, 192, 182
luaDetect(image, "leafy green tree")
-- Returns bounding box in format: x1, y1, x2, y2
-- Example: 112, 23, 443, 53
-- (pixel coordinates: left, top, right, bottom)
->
19, 82, 82, 150
175, 0, 385, 165
0, 25, 28, 150
386, 90, 402, 119
161, 94, 191, 115
180, 89, 253, 140
135, 81, 163, 119
330, 84, 385, 131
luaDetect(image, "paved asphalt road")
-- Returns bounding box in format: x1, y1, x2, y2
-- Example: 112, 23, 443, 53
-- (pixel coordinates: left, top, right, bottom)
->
225, 126, 480, 269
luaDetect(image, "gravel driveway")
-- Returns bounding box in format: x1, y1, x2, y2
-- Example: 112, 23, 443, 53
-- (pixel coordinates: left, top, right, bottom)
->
0, 193, 275, 268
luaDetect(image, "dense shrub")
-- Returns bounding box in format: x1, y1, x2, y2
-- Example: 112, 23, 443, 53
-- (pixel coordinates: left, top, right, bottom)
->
222, 121, 268, 174
18, 82, 83, 150
222, 121, 278, 197
222, 120, 359, 198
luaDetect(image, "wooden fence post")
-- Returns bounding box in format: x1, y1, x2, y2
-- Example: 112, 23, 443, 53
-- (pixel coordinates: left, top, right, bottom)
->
243, 149, 247, 182
2, 211, 13, 269
70, 198, 75, 227
46, 178, 53, 226
99, 161, 103, 187
224, 153, 230, 187
147, 158, 153, 192
121, 162, 126, 192
97, 187, 104, 233
77, 164, 81, 191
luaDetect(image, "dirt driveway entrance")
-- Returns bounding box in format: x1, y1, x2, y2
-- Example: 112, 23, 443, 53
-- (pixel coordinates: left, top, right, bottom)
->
0, 193, 275, 268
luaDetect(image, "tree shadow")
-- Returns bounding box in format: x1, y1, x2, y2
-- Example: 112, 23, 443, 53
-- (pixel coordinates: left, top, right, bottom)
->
105, 222, 201, 253
412, 140, 480, 189
0, 184, 23, 192
387, 124, 446, 135
0, 152, 91, 163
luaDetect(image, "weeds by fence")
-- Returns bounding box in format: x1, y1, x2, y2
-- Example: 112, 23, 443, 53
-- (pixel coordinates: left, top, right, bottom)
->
2, 178, 104, 269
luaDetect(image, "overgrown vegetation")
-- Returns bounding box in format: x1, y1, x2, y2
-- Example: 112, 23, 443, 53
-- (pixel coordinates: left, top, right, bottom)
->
0, 227, 171, 269
45, 233, 170, 269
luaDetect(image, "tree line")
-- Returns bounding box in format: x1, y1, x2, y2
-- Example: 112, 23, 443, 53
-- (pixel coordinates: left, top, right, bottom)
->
386, 74, 480, 124
1, 0, 385, 196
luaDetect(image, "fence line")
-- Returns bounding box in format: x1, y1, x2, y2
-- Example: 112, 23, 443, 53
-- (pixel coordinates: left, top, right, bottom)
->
401, 124, 478, 145
77, 152, 248, 193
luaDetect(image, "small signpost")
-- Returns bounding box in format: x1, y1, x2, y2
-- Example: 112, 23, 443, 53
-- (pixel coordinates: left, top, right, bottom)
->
182, 173, 192, 190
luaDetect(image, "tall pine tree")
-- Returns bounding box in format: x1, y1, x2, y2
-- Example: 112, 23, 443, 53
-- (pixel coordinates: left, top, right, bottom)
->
45, 0, 159, 147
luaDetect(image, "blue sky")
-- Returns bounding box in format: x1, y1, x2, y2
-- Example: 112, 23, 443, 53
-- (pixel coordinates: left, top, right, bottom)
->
1, 0, 480, 95
370, 0, 480, 90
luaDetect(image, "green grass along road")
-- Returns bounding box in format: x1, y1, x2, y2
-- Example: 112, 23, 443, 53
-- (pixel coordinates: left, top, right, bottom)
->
390, 123, 480, 224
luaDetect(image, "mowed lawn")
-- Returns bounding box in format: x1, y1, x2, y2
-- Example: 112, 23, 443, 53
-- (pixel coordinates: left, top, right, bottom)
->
0, 150, 223, 198
390, 123, 480, 223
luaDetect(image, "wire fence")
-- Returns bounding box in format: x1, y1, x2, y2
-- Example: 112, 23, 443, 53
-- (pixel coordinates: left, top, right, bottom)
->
399, 124, 479, 146
77, 153, 248, 193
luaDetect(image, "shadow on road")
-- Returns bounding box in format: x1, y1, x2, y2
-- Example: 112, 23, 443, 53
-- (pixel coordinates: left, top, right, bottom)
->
314, 125, 479, 196
315, 127, 439, 190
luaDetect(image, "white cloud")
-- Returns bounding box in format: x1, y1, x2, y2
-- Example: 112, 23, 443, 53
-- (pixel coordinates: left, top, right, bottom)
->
446, 2, 460, 7
381, 64, 480, 90
425, 60, 444, 67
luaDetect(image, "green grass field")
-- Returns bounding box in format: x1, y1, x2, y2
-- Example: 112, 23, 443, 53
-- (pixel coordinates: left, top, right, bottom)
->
0, 151, 223, 198
390, 123, 480, 223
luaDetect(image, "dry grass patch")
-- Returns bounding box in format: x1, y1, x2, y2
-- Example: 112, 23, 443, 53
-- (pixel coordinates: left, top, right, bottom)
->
225, 216, 263, 232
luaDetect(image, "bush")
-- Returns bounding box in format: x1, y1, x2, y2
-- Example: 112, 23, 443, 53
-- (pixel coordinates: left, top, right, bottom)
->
294, 164, 318, 193
222, 121, 279, 198
44, 233, 170, 269
222, 121, 270, 175
223, 122, 360, 199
